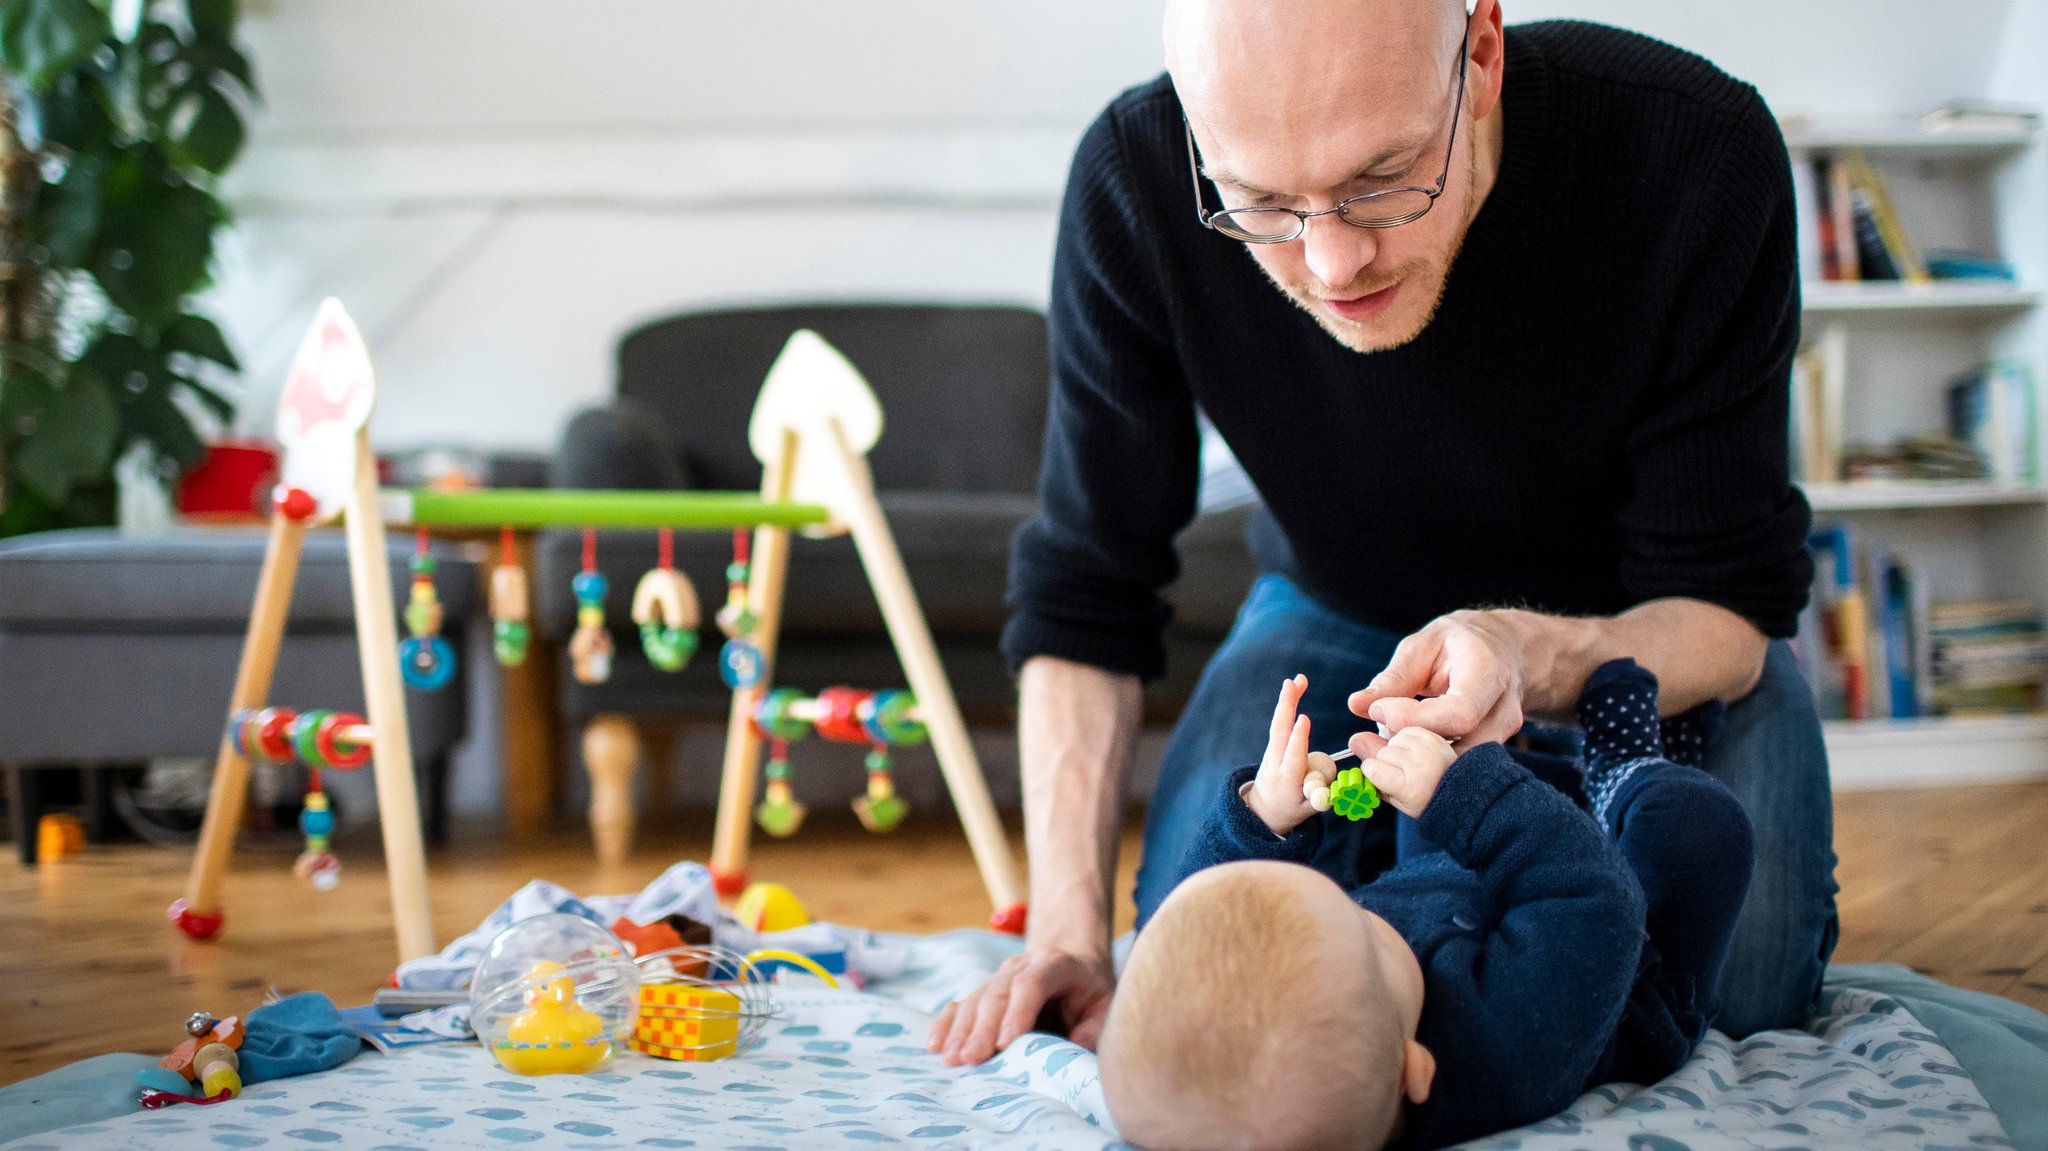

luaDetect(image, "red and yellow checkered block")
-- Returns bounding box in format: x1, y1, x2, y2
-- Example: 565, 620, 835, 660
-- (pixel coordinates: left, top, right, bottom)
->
632, 984, 741, 1061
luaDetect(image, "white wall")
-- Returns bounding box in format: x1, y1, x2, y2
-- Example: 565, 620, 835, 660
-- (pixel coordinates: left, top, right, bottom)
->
212, 0, 2039, 452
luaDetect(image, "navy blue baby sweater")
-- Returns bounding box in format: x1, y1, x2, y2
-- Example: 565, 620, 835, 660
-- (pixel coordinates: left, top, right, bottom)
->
1182, 748, 1689, 1150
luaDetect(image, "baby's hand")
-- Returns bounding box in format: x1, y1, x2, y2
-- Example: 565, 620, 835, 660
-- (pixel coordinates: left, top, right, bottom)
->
1247, 676, 1343, 836
1349, 726, 1458, 819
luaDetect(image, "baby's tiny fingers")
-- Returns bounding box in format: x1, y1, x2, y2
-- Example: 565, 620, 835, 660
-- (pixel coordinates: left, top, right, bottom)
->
1361, 756, 1407, 798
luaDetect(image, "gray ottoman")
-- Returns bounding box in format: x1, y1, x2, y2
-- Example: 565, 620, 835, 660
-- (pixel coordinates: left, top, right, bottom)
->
0, 528, 476, 862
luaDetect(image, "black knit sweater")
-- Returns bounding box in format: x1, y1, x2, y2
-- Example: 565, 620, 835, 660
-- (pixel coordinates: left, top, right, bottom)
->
1003, 21, 1812, 682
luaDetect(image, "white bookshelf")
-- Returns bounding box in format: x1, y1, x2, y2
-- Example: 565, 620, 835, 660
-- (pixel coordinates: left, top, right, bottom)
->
1823, 714, 2048, 788
1802, 480, 2048, 512
1787, 116, 2048, 790
1784, 122, 2035, 160
1803, 281, 2038, 314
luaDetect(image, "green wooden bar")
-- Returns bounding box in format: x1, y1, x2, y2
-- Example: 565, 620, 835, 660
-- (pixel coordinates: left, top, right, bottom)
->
381, 488, 833, 529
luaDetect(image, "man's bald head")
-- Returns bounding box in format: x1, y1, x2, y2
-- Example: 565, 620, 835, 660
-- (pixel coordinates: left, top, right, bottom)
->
1166, 0, 1463, 176
1164, 0, 1503, 354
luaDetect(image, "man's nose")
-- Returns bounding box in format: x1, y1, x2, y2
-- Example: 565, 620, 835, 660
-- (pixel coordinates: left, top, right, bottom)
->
1299, 212, 1377, 292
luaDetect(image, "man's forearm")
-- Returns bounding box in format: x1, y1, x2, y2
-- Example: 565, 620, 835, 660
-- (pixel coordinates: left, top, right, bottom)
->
1489, 597, 1770, 718
1017, 655, 1142, 960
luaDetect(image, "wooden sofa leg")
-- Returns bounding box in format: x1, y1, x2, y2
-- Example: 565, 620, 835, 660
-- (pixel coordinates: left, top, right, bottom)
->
5, 766, 35, 867
584, 715, 640, 866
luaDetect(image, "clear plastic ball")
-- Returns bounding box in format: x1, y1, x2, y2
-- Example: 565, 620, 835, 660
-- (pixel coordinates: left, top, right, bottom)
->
470, 913, 640, 1075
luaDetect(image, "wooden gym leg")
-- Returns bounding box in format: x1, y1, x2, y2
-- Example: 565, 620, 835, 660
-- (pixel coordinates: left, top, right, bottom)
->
709, 427, 799, 896
343, 429, 437, 962
584, 714, 640, 866
176, 510, 310, 936
825, 421, 1027, 927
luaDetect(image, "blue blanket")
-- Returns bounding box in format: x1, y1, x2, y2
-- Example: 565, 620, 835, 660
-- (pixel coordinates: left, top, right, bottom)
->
4, 942, 2043, 1150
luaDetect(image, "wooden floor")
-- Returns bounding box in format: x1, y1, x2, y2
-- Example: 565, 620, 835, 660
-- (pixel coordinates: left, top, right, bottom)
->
4, 782, 2046, 1086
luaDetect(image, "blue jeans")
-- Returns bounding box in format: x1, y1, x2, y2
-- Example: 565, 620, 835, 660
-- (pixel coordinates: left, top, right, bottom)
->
1134, 575, 1840, 1037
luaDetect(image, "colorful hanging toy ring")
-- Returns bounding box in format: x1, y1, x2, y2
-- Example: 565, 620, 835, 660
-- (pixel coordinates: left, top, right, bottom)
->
400, 532, 456, 691
634, 529, 701, 673
491, 525, 532, 668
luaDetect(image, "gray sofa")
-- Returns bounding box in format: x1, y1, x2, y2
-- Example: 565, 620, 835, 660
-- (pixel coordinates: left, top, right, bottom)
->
0, 528, 477, 860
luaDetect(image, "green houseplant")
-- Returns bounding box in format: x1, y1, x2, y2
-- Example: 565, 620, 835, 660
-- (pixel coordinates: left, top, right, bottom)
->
0, 0, 255, 536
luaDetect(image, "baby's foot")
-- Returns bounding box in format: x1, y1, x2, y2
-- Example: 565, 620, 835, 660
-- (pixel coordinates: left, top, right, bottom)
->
1576, 658, 1665, 830
1658, 700, 1726, 769
1577, 658, 1664, 769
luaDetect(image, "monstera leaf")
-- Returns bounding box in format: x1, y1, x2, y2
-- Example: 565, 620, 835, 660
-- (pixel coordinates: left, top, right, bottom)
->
0, 0, 258, 536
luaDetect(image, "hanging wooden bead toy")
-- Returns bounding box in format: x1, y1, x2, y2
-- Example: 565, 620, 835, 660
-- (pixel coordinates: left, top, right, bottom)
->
398, 528, 455, 690
747, 686, 925, 836
570, 527, 614, 685
717, 528, 764, 689
755, 736, 805, 837
492, 525, 532, 667
225, 706, 372, 890
633, 527, 701, 672
858, 744, 906, 834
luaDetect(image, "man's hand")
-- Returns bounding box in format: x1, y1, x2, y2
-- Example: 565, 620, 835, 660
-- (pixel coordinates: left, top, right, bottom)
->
1349, 726, 1458, 819
1246, 675, 1344, 835
927, 947, 1115, 1065
1348, 610, 1530, 748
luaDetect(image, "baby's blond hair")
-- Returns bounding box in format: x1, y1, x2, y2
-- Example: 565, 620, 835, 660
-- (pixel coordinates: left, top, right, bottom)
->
1100, 862, 1407, 1151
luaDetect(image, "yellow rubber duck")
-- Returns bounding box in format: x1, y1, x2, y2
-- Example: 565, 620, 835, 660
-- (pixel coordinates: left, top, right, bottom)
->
497, 961, 612, 1075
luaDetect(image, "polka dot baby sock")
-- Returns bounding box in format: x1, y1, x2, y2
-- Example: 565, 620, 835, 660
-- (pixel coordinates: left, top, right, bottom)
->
1657, 699, 1727, 769
1576, 657, 1665, 829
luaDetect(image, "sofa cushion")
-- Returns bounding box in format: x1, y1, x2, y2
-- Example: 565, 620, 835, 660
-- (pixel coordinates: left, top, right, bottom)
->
0, 528, 478, 632
616, 304, 1050, 495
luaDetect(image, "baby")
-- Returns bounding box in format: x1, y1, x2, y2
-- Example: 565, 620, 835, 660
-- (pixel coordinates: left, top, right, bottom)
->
1097, 659, 1754, 1151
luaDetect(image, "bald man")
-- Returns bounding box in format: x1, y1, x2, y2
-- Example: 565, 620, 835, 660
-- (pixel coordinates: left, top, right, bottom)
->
931, 0, 1837, 1069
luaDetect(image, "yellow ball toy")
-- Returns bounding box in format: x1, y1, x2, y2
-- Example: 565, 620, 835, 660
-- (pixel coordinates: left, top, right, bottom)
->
734, 882, 810, 933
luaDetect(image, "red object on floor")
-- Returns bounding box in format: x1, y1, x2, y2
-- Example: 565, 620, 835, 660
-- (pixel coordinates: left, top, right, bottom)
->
989, 903, 1028, 935
610, 915, 685, 958
176, 442, 279, 516
711, 867, 749, 897
167, 898, 225, 940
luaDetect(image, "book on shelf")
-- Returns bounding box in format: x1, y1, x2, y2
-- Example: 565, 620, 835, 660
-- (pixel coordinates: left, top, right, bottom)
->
1947, 361, 2038, 486
1804, 524, 1870, 720
1793, 150, 1931, 284
1928, 601, 2048, 715
1797, 524, 2048, 720
1827, 155, 1860, 282
1788, 324, 1848, 484
1873, 547, 1923, 719
1841, 150, 1930, 284
1848, 188, 1900, 282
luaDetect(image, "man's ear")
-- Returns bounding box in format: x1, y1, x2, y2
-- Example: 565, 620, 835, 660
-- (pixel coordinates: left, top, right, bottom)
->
1402, 1039, 1437, 1105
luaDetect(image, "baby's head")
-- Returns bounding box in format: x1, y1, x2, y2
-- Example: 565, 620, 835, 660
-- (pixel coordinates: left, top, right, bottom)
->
1099, 861, 1434, 1151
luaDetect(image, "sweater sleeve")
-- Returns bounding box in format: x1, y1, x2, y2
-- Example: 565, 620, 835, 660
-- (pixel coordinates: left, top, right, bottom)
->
1172, 765, 1326, 884
1618, 88, 1812, 638
1000, 99, 1202, 681
1414, 744, 1645, 1103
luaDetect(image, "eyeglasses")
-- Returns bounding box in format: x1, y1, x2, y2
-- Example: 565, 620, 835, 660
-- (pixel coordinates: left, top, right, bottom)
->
1186, 32, 1469, 243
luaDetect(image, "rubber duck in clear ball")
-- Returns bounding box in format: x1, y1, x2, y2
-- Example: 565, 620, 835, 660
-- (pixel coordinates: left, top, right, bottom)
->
498, 961, 612, 1075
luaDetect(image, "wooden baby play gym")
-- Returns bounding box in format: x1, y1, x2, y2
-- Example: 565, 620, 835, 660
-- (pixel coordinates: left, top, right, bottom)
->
168, 299, 1026, 963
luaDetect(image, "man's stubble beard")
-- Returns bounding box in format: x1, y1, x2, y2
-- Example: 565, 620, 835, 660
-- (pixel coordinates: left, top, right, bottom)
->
1260, 252, 1446, 354
1257, 127, 1483, 355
